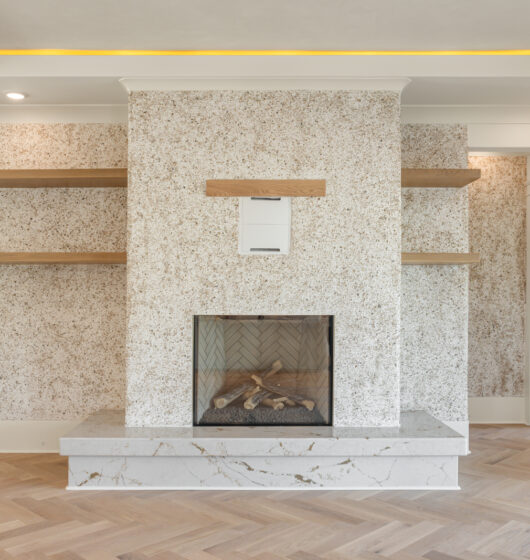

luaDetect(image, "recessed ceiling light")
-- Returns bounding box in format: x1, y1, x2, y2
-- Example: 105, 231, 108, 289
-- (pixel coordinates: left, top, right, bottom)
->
5, 92, 25, 100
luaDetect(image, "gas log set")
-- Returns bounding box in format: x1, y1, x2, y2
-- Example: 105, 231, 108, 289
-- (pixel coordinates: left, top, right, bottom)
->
212, 360, 316, 412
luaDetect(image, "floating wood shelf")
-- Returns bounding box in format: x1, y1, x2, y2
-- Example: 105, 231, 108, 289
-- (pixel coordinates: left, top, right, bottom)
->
0, 252, 127, 264
206, 179, 326, 197
401, 168, 481, 188
0, 168, 127, 188
402, 252, 480, 265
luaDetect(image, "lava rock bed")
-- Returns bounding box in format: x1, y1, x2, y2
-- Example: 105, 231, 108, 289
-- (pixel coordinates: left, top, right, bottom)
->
199, 405, 326, 425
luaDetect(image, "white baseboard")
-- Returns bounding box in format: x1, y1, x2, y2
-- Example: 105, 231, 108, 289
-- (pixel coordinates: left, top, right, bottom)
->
0, 420, 81, 452
469, 397, 527, 424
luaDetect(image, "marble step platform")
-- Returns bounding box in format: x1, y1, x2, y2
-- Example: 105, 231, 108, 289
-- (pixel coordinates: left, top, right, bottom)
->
61, 410, 467, 490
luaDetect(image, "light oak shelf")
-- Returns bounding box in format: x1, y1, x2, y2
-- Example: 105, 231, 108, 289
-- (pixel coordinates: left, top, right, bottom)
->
402, 252, 480, 265
0, 252, 127, 264
206, 179, 326, 197
0, 168, 127, 188
401, 168, 481, 188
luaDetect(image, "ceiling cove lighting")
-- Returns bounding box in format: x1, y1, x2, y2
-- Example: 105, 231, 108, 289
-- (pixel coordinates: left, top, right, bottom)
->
1, 49, 530, 56
5, 92, 25, 100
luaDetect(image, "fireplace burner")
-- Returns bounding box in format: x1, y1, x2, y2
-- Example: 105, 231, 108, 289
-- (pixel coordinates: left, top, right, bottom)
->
193, 315, 333, 426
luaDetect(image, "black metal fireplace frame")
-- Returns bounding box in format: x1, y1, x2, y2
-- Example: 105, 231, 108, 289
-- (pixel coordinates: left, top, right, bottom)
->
192, 314, 334, 427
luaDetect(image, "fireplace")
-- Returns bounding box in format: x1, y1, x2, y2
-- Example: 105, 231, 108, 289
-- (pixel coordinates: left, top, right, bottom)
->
193, 315, 333, 426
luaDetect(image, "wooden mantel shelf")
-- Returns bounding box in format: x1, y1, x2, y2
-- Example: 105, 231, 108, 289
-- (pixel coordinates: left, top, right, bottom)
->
206, 179, 326, 197
0, 169, 127, 188
402, 252, 480, 265
401, 168, 481, 188
0, 252, 127, 264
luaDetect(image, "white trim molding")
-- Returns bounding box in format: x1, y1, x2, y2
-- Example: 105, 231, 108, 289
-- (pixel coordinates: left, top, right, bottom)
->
0, 420, 81, 452
469, 397, 527, 424
468, 123, 530, 152
402, 105, 530, 152
3, 54, 530, 80
402, 104, 530, 124
0, 104, 127, 123
119, 76, 411, 92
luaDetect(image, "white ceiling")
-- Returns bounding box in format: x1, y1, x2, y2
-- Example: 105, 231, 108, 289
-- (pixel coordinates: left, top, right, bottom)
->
1, 0, 530, 51
2, 0, 530, 109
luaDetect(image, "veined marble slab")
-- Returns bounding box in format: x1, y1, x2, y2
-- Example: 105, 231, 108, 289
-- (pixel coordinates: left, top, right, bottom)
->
67, 454, 459, 490
61, 410, 466, 458
61, 411, 466, 490
61, 410, 465, 489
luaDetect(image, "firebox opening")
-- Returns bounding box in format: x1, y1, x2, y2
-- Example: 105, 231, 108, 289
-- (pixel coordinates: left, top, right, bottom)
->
193, 315, 333, 426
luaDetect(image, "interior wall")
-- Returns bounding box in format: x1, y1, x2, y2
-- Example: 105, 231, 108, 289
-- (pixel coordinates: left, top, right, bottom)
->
468, 155, 526, 397
400, 124, 469, 425
127, 90, 402, 428
0, 124, 127, 420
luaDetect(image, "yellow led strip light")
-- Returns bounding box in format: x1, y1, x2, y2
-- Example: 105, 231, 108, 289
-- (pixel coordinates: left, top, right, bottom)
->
1, 49, 530, 56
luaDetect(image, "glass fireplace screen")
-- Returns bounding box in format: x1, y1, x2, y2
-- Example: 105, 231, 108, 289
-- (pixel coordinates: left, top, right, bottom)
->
193, 315, 333, 426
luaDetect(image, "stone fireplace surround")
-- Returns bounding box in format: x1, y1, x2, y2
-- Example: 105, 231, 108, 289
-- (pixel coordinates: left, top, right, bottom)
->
61, 80, 467, 489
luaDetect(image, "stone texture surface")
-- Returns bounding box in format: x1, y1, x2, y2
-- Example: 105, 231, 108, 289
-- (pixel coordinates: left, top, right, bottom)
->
468, 156, 526, 397
400, 124, 469, 422
0, 124, 127, 420
127, 90, 402, 427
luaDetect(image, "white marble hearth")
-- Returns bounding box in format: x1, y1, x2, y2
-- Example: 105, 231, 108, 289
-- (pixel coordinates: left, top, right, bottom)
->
61, 410, 466, 490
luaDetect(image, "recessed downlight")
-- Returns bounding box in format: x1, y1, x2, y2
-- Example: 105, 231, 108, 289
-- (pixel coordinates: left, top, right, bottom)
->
5, 92, 25, 100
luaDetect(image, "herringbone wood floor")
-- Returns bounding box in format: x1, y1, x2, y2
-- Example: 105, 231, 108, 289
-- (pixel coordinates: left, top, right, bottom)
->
0, 424, 528, 559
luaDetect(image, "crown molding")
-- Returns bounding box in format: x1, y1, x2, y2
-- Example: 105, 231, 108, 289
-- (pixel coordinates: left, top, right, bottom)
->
0, 104, 127, 123
3, 54, 530, 79
119, 76, 411, 92
402, 104, 530, 124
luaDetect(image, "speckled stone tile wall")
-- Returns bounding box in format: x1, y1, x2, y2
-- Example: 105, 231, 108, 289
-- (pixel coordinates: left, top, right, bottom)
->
468, 156, 526, 397
400, 124, 469, 422
127, 90, 402, 427
0, 124, 127, 420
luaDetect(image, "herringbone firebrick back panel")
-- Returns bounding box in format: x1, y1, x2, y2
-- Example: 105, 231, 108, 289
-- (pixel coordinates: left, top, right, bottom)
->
196, 316, 226, 420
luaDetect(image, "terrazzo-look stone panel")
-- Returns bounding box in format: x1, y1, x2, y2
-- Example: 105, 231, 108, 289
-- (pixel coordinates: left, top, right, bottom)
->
0, 266, 126, 419
0, 124, 127, 420
0, 188, 126, 251
127, 90, 402, 427
468, 156, 526, 397
0, 124, 127, 252
400, 124, 469, 422
0, 124, 127, 169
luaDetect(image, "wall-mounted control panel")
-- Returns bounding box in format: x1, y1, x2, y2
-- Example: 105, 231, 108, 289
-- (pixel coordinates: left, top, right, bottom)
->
239, 197, 291, 255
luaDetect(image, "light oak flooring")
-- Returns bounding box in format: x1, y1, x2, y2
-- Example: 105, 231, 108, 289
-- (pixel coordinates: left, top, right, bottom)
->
0, 424, 528, 559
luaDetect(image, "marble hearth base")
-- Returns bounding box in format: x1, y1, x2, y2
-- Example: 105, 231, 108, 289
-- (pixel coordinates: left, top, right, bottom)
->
60, 410, 467, 490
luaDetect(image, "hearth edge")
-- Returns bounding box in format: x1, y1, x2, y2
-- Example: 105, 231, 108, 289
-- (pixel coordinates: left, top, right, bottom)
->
61, 410, 466, 490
